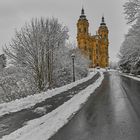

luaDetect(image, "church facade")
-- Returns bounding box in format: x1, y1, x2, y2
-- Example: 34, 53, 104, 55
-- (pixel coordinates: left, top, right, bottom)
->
77, 8, 109, 68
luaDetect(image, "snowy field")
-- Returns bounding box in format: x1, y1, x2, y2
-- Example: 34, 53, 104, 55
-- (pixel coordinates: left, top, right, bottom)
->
1, 72, 104, 140
120, 73, 140, 82
0, 71, 97, 117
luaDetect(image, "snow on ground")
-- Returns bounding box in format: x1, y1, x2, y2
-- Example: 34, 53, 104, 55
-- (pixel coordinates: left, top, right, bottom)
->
108, 69, 117, 72
1, 72, 104, 140
120, 73, 140, 82
90, 68, 117, 73
0, 71, 97, 117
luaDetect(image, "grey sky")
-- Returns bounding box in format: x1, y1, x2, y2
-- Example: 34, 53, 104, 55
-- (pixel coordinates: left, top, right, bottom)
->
0, 0, 129, 62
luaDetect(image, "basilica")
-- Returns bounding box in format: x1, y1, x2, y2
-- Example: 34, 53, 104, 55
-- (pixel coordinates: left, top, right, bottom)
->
77, 8, 109, 68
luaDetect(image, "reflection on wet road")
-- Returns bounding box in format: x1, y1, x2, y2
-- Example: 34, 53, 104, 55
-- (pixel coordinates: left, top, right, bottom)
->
50, 71, 140, 140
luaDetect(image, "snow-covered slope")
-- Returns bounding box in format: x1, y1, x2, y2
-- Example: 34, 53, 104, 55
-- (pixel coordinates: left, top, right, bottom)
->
1, 72, 104, 140
0, 71, 97, 117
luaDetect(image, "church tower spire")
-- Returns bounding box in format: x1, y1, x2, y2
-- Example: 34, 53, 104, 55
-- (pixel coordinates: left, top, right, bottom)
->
98, 16, 109, 68
98, 16, 108, 37
100, 16, 106, 26
77, 7, 89, 52
79, 7, 86, 19
77, 7, 89, 36
81, 7, 84, 15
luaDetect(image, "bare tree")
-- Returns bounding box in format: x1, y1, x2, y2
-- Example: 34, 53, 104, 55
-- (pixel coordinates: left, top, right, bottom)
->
4, 18, 68, 91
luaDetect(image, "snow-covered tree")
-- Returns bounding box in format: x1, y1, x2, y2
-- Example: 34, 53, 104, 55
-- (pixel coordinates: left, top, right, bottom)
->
119, 1, 140, 74
4, 18, 68, 90
0, 43, 89, 103
0, 54, 6, 70
119, 18, 140, 73
52, 44, 89, 87
124, 0, 140, 24
3, 17, 89, 98
0, 66, 37, 103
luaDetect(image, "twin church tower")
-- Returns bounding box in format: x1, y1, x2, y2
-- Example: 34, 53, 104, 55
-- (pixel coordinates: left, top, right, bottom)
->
77, 8, 109, 68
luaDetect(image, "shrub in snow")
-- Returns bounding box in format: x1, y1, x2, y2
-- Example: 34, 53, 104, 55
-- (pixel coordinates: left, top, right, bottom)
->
0, 66, 38, 103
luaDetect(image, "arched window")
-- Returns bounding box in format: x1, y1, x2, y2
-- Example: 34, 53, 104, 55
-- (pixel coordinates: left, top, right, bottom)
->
89, 55, 92, 60
84, 27, 86, 33
96, 55, 98, 60
85, 46, 87, 50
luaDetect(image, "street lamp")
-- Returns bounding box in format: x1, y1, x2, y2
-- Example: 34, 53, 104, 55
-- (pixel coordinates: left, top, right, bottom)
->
93, 64, 96, 72
71, 53, 75, 82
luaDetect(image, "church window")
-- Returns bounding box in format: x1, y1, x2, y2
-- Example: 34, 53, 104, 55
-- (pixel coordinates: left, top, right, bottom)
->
96, 55, 98, 60
79, 44, 81, 48
89, 48, 92, 52
96, 44, 98, 47
89, 55, 92, 60
79, 28, 81, 32
85, 46, 87, 50
96, 48, 98, 53
84, 27, 86, 33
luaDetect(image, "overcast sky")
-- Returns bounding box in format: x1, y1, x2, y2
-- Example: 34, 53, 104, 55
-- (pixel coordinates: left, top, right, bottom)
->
0, 0, 129, 62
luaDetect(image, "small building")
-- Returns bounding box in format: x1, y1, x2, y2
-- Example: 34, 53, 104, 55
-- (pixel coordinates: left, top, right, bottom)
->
77, 8, 109, 68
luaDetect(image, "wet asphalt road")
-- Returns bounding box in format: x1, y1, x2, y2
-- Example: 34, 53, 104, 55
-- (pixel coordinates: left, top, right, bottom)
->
50, 71, 140, 140
0, 72, 100, 138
